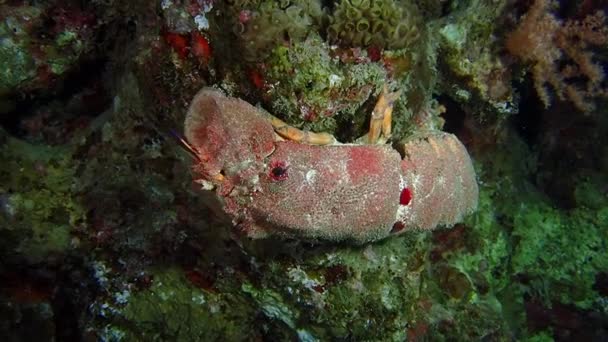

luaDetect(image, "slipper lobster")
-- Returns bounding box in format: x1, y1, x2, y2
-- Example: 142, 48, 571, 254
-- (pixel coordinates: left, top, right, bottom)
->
182, 87, 478, 243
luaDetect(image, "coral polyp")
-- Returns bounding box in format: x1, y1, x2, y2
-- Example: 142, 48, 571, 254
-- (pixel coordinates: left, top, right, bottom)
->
327, 0, 422, 49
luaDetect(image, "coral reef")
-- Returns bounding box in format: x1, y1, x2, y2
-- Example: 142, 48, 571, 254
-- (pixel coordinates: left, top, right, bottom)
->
217, 0, 324, 61
263, 35, 387, 134
0, 132, 84, 263
506, 0, 608, 111
116, 268, 256, 340
1, 0, 607, 340
511, 179, 608, 309
437, 0, 517, 123
0, 2, 97, 100
327, 0, 422, 50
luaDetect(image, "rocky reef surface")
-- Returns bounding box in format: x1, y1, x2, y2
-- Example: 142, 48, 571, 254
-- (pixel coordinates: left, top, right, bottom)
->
1, 0, 607, 340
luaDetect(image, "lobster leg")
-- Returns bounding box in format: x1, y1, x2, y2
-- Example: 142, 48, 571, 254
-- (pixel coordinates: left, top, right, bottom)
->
265, 112, 337, 145
368, 85, 401, 144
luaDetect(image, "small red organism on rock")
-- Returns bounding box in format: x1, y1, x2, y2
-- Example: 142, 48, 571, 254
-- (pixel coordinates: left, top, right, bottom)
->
391, 221, 405, 234
164, 32, 190, 59
239, 10, 252, 24
191, 31, 212, 63
299, 103, 317, 121
367, 45, 382, 62
184, 269, 216, 292
248, 68, 266, 90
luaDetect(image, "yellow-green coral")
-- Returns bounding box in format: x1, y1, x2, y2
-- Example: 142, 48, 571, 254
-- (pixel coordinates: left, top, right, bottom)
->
327, 0, 422, 49
118, 268, 256, 341
464, 133, 608, 312
0, 133, 85, 261
436, 0, 515, 120
0, 6, 42, 94
510, 175, 608, 309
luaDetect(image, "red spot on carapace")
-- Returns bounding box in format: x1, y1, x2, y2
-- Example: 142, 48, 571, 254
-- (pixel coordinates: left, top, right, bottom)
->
391, 221, 405, 234
400, 187, 412, 205
191, 32, 212, 63
164, 32, 189, 59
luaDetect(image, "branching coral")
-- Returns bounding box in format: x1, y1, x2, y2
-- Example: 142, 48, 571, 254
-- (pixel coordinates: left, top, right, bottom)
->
506, 0, 608, 111
327, 0, 421, 49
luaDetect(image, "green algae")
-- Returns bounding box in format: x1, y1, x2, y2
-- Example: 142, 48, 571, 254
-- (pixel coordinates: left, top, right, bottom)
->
264, 34, 387, 135
47, 30, 86, 75
236, 234, 430, 340
116, 268, 255, 341
511, 175, 608, 309
436, 0, 516, 121
0, 7, 41, 94
0, 132, 84, 262
0, 4, 92, 98
453, 131, 608, 335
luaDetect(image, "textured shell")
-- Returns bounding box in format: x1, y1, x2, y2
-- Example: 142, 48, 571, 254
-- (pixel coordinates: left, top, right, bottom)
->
242, 141, 403, 243
184, 88, 276, 177
395, 132, 479, 232
184, 90, 479, 244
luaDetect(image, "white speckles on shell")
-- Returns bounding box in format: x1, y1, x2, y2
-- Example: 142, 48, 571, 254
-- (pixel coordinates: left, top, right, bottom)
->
396, 132, 478, 231
249, 142, 402, 243
305, 169, 317, 185
196, 179, 215, 190
394, 175, 410, 223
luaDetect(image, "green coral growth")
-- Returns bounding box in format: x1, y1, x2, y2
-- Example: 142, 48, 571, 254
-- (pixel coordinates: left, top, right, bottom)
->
437, 0, 515, 120
223, 0, 324, 61
0, 6, 41, 95
265, 35, 386, 135
511, 174, 608, 309
239, 234, 430, 340
0, 133, 85, 262
46, 30, 86, 75
236, 229, 512, 340
458, 133, 608, 334
116, 268, 256, 341
327, 0, 422, 49
441, 132, 608, 337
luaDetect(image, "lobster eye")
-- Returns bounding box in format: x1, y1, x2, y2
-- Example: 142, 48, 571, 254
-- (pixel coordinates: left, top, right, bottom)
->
269, 161, 289, 181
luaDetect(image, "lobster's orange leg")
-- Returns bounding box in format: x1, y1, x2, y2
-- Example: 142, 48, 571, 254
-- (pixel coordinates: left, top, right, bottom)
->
368, 85, 401, 144
266, 113, 337, 145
